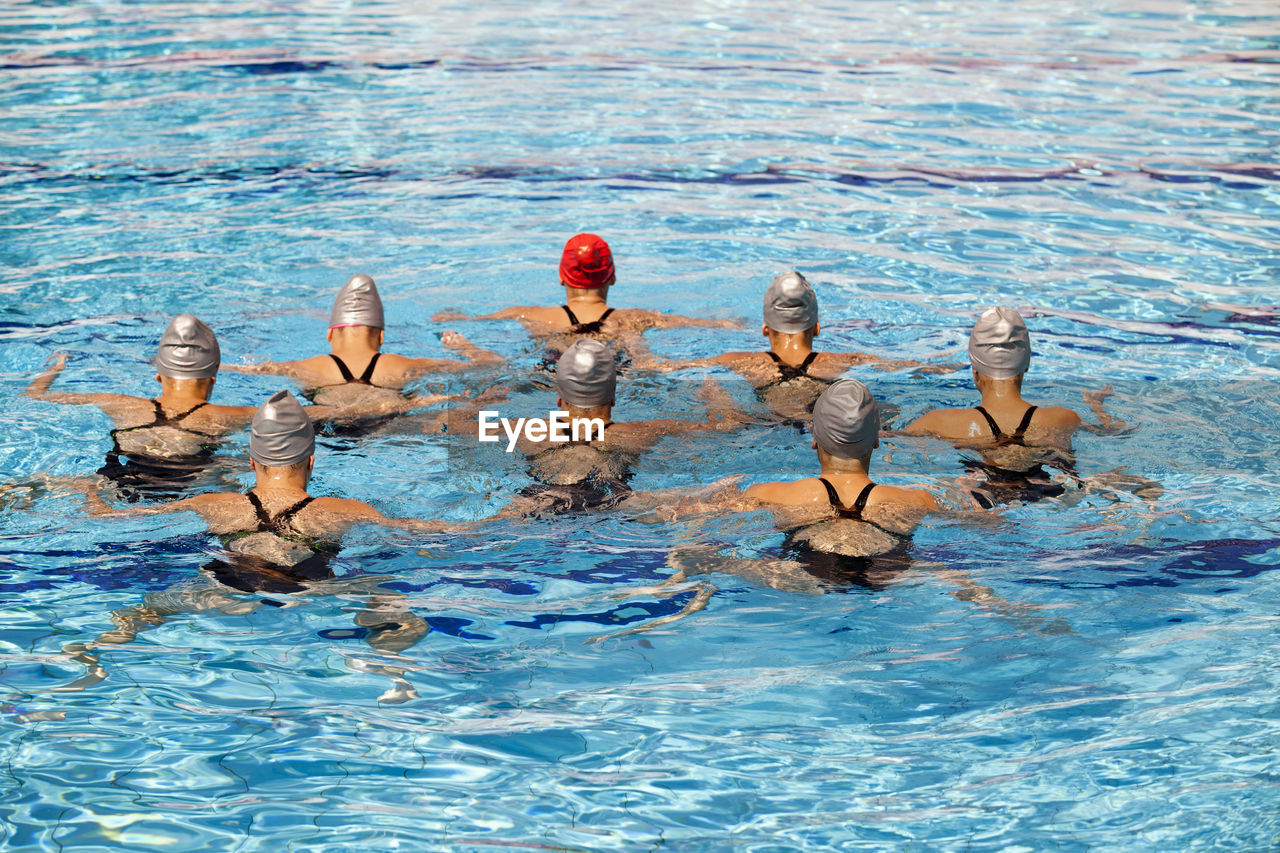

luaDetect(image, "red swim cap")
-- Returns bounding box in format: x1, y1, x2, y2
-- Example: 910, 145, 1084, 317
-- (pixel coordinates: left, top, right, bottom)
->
559, 233, 615, 289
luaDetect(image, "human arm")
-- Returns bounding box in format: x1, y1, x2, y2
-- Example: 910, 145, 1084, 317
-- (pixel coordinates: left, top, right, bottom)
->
632, 310, 742, 331
24, 354, 150, 419
220, 356, 332, 385
432, 306, 546, 323
83, 486, 227, 520
1080, 385, 1127, 434
393, 331, 504, 380
301, 391, 451, 424
630, 349, 738, 374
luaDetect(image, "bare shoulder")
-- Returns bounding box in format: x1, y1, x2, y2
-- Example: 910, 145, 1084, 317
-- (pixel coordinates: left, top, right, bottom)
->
869, 484, 939, 512
901, 407, 973, 438
1034, 405, 1083, 427
202, 403, 258, 424
744, 477, 826, 507
503, 305, 568, 327
309, 496, 387, 520
815, 351, 881, 369
715, 351, 764, 367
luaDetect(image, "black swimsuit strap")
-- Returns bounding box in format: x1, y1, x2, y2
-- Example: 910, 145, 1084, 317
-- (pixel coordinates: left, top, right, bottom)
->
851, 482, 876, 514
114, 400, 211, 435
563, 305, 613, 332
974, 406, 1005, 440
329, 353, 380, 385
766, 350, 818, 379
328, 353, 356, 382
246, 491, 273, 527
563, 420, 613, 447
246, 491, 315, 533
1012, 405, 1038, 440
975, 405, 1037, 442
817, 478, 875, 519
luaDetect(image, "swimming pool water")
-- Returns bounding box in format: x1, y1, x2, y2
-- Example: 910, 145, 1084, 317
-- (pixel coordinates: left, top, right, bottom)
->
2, 1, 1279, 850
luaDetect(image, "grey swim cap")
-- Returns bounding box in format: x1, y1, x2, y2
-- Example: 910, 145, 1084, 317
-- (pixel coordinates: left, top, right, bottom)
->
250, 391, 315, 467
154, 314, 220, 380
969, 307, 1031, 379
555, 339, 616, 407
329, 273, 384, 329
811, 379, 880, 460
763, 271, 819, 334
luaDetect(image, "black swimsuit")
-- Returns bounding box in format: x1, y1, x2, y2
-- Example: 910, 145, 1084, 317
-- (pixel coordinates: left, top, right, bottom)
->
521, 422, 635, 516
307, 353, 402, 440
328, 352, 382, 385
757, 352, 830, 429
964, 405, 1069, 507
761, 351, 820, 387
98, 401, 219, 502
207, 491, 339, 595
562, 305, 615, 335
974, 405, 1038, 445
780, 478, 914, 590
818, 478, 876, 520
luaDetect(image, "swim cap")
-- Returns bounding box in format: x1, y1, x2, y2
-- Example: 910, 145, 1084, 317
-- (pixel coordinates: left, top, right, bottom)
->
763, 271, 818, 334
555, 339, 616, 407
559, 233, 615, 289
811, 379, 880, 460
250, 391, 315, 467
154, 314, 220, 380
329, 273, 384, 329
969, 307, 1031, 379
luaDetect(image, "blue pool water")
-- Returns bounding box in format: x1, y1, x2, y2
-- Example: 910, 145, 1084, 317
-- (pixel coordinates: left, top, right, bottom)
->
3, 1, 1280, 849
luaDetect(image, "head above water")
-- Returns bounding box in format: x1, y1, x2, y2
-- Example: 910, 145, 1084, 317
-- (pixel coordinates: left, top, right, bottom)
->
329, 274, 385, 330
154, 314, 220, 380
559, 233, 615, 290
763, 271, 819, 335
250, 391, 315, 468
555, 339, 617, 408
969, 307, 1031, 380
811, 379, 881, 460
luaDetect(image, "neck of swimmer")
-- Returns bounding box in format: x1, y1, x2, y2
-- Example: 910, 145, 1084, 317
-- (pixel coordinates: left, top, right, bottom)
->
156, 375, 214, 405
328, 324, 383, 359
816, 449, 872, 484
564, 402, 612, 425
564, 284, 609, 309
250, 458, 313, 495
765, 325, 816, 364
974, 372, 1027, 408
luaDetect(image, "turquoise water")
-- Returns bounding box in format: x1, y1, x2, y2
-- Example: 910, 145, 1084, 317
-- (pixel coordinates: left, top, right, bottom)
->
3, 1, 1280, 850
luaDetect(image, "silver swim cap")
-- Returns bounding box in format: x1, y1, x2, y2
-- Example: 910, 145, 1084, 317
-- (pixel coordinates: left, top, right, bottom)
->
555, 339, 616, 407
811, 379, 880, 460
969, 307, 1031, 379
763, 271, 819, 334
329, 273, 384, 329
154, 314, 220, 380
250, 391, 315, 467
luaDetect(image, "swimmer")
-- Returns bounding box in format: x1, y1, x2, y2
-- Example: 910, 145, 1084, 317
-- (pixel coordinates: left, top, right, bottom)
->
639, 271, 943, 421
484, 338, 746, 517
66, 391, 453, 701
624, 379, 940, 592
227, 273, 502, 408
898, 306, 1124, 506
23, 315, 398, 501
433, 233, 738, 348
